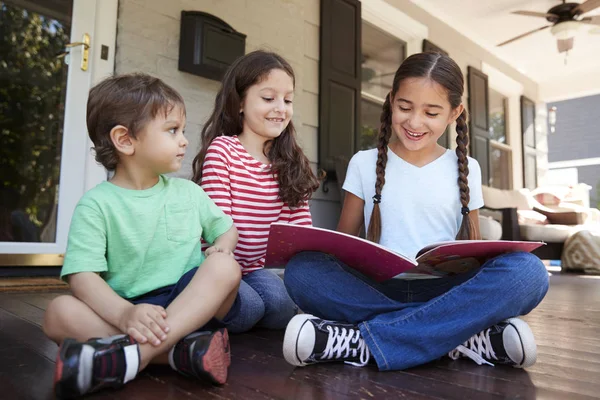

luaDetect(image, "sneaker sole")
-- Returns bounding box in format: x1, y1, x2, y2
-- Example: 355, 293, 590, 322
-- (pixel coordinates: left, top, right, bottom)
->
506, 318, 537, 368
283, 314, 318, 367
199, 329, 230, 385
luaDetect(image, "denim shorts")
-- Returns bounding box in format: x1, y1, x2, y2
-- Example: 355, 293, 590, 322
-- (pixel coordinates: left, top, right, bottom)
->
126, 266, 224, 330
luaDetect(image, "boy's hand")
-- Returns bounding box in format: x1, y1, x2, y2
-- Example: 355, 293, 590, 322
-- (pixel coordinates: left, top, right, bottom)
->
119, 304, 169, 346
205, 246, 234, 257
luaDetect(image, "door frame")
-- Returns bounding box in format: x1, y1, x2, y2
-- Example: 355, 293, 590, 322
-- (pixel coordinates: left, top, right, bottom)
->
0, 0, 117, 266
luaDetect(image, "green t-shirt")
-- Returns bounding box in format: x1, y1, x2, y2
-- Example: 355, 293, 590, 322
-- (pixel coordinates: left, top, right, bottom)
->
60, 175, 233, 298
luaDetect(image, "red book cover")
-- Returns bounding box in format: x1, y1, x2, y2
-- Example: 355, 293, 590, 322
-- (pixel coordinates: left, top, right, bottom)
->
264, 223, 545, 282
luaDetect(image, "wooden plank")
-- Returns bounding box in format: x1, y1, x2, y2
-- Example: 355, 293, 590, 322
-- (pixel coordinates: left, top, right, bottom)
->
0, 307, 57, 361
0, 293, 46, 326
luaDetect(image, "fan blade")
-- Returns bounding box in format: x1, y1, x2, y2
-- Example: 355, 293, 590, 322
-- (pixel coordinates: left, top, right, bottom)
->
512, 10, 558, 20
580, 15, 600, 25
572, 0, 600, 15
497, 25, 551, 47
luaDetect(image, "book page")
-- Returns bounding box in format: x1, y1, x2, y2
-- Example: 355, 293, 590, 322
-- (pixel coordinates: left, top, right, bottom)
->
265, 223, 418, 282
413, 240, 545, 276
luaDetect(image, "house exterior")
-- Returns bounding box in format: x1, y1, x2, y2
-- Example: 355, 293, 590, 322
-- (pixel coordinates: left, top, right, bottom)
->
546, 93, 600, 209
0, 0, 556, 266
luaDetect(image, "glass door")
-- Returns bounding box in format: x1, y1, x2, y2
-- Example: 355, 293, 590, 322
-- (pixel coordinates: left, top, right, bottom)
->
0, 0, 114, 265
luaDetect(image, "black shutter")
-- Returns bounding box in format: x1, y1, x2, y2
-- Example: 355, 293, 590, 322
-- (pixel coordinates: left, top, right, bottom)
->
422, 39, 448, 56
319, 0, 361, 176
467, 66, 490, 185
521, 96, 538, 190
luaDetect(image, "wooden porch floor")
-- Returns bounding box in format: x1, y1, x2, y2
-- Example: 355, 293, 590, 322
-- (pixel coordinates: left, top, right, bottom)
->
1, 272, 600, 399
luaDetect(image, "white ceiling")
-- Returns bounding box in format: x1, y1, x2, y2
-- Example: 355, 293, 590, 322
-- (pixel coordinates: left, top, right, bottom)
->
410, 0, 600, 101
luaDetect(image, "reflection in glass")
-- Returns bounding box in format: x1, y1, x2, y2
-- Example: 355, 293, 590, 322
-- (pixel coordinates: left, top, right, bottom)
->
359, 21, 405, 150
489, 88, 507, 144
0, 2, 71, 242
490, 145, 511, 190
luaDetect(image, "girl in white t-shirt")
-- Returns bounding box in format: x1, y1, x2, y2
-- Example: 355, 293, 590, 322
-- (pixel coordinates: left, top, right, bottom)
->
281, 52, 549, 372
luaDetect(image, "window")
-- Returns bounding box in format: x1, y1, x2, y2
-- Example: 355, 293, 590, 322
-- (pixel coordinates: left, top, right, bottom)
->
489, 88, 512, 189
359, 21, 405, 150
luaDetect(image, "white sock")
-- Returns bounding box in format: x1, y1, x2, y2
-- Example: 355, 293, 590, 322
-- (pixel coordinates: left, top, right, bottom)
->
123, 344, 140, 383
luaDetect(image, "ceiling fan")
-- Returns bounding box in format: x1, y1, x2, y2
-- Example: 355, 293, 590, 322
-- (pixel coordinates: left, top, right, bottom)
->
498, 0, 600, 53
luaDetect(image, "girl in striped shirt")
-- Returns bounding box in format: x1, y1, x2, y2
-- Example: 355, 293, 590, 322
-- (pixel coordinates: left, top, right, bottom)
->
192, 51, 319, 333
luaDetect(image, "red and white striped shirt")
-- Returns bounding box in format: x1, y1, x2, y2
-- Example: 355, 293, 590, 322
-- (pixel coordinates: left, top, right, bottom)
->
201, 136, 312, 273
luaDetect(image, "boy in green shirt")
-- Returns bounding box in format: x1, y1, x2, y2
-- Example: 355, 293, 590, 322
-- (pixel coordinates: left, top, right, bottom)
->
43, 73, 241, 398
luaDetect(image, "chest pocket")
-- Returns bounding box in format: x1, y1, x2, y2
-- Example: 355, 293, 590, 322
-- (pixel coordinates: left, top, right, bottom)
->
165, 204, 201, 243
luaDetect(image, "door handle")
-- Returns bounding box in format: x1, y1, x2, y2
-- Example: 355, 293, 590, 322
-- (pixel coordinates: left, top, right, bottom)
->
56, 33, 90, 71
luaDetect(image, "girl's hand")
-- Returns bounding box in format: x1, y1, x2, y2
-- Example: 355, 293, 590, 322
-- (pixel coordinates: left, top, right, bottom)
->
205, 246, 234, 257
119, 304, 169, 346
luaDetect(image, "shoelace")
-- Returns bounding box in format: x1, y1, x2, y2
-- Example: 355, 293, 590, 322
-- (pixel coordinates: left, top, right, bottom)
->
321, 325, 370, 367
448, 328, 496, 367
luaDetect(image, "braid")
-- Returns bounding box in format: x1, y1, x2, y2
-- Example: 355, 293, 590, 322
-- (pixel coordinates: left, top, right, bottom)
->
366, 96, 392, 243
455, 109, 476, 240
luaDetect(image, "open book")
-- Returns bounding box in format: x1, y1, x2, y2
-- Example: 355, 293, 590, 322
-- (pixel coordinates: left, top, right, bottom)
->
264, 223, 545, 282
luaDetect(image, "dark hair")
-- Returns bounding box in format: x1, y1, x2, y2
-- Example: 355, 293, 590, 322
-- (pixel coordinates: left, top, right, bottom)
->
191, 50, 319, 208
86, 73, 185, 170
367, 52, 475, 243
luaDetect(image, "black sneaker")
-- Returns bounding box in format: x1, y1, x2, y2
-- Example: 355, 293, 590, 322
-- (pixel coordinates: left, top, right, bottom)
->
283, 314, 370, 367
169, 328, 231, 385
54, 334, 139, 399
448, 317, 537, 368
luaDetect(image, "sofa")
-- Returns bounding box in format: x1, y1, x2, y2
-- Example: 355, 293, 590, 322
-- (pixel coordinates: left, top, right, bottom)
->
480, 185, 600, 259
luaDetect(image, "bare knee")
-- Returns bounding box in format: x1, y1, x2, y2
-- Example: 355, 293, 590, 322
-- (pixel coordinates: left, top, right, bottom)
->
43, 295, 78, 343
203, 253, 242, 289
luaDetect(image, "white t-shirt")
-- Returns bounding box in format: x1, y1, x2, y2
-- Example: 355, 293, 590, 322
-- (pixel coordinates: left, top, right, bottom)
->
343, 147, 484, 261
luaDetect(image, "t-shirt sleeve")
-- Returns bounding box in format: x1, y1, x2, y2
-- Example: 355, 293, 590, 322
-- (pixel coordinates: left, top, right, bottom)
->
341, 153, 364, 200
289, 202, 313, 226
200, 140, 232, 216
467, 158, 485, 211
194, 185, 234, 244
60, 203, 108, 280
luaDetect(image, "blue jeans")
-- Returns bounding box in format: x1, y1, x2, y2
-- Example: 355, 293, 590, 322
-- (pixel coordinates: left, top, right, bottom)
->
284, 251, 549, 371
224, 268, 298, 333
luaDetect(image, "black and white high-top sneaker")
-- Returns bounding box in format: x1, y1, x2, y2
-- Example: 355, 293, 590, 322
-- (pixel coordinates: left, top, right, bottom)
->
283, 314, 370, 367
448, 318, 537, 368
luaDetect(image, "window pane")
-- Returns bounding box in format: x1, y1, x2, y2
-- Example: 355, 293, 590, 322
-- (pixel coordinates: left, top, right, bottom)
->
489, 88, 507, 144
490, 147, 511, 190
360, 98, 382, 150
1, 2, 72, 243
361, 21, 405, 101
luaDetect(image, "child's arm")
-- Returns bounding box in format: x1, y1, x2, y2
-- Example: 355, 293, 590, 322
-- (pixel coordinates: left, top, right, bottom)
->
338, 192, 365, 236
205, 225, 238, 257
69, 272, 170, 346
200, 139, 232, 216
289, 200, 313, 226
469, 209, 482, 240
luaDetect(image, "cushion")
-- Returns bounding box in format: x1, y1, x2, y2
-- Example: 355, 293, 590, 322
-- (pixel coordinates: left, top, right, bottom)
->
533, 207, 586, 226
479, 215, 502, 240
561, 230, 600, 273
531, 186, 570, 206
519, 223, 577, 242
482, 186, 532, 211
517, 210, 548, 225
